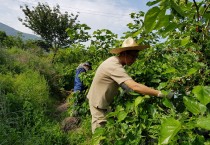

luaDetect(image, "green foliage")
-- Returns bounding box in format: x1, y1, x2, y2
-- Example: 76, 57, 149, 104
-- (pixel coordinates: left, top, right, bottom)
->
0, 31, 25, 49
124, 11, 159, 45
0, 49, 70, 144
19, 2, 91, 61
90, 29, 118, 52
67, 117, 92, 145
90, 1, 210, 142
0, 31, 7, 46
159, 118, 181, 144
1, 0, 210, 144
13, 70, 49, 107
0, 92, 69, 145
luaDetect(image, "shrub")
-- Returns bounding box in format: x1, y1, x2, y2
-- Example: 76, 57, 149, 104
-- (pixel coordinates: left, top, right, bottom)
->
13, 70, 49, 107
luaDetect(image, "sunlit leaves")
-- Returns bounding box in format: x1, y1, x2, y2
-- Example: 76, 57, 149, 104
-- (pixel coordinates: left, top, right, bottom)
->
170, 0, 185, 17
155, 14, 170, 30
183, 96, 207, 115
162, 98, 174, 109
181, 36, 190, 46
161, 22, 177, 37
192, 86, 210, 105
146, 0, 162, 6
134, 96, 144, 114
135, 96, 144, 107
159, 118, 181, 144
196, 115, 210, 130
117, 111, 128, 122
162, 67, 176, 74
144, 6, 161, 33
187, 68, 198, 75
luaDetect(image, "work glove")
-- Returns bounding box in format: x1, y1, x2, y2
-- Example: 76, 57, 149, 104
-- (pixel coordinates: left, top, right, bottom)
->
158, 91, 174, 99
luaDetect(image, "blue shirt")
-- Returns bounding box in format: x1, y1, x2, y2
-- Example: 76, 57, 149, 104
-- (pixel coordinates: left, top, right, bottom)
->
73, 67, 87, 92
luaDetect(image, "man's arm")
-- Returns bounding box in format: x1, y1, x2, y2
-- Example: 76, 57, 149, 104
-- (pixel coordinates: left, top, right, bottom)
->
123, 79, 160, 97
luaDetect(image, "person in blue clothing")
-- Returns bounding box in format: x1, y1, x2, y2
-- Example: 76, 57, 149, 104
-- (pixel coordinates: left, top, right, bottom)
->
72, 62, 92, 116
73, 62, 92, 92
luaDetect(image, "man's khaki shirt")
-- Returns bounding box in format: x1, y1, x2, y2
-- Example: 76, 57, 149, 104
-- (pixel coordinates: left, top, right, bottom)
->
87, 56, 132, 109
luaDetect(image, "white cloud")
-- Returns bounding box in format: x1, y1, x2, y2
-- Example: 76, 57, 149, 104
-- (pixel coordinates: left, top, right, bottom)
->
0, 0, 150, 37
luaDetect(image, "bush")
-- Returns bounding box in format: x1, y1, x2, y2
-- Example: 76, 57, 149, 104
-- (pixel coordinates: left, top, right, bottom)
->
13, 70, 49, 107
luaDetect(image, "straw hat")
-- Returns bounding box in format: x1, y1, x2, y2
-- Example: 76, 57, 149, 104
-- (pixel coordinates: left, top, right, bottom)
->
110, 37, 150, 54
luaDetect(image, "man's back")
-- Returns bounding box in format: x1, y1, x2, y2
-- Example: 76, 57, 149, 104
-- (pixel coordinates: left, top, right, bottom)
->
87, 56, 132, 109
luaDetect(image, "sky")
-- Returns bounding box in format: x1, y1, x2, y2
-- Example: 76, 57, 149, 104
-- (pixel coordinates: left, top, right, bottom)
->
0, 0, 151, 37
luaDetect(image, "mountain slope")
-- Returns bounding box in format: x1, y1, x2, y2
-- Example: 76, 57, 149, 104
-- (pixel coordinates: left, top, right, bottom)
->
0, 22, 40, 40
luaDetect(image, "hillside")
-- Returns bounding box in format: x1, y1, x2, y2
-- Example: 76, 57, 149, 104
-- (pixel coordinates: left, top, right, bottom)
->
0, 22, 40, 40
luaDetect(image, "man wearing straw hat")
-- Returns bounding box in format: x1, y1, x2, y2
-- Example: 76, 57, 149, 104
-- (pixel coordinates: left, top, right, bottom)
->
87, 37, 173, 133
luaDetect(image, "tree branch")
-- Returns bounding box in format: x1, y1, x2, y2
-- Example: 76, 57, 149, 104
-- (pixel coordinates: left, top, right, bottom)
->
193, 0, 200, 21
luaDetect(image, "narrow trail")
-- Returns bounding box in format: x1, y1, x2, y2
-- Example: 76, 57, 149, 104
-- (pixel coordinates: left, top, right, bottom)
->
54, 90, 81, 132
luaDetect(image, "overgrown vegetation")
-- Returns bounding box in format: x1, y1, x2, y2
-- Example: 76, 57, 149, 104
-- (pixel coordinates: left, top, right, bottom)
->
0, 0, 210, 145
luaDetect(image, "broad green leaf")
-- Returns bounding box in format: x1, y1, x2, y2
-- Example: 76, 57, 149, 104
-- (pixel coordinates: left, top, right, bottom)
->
183, 97, 207, 115
137, 37, 144, 44
155, 15, 169, 30
192, 86, 210, 105
161, 22, 177, 37
135, 96, 144, 114
135, 96, 144, 107
163, 98, 174, 109
159, 118, 181, 144
181, 36, 190, 46
125, 101, 134, 112
146, 0, 161, 6
171, 0, 185, 17
196, 115, 210, 130
106, 111, 118, 118
129, 91, 140, 96
116, 105, 124, 112
187, 68, 197, 75
148, 104, 157, 118
132, 29, 142, 37
155, 8, 169, 30
203, 13, 210, 20
151, 79, 161, 83
185, 120, 196, 130
92, 128, 106, 145
158, 82, 167, 90
144, 6, 160, 33
117, 111, 127, 122
162, 67, 176, 74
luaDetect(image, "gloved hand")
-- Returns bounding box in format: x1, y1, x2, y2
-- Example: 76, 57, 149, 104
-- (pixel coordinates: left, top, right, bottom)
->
158, 91, 174, 99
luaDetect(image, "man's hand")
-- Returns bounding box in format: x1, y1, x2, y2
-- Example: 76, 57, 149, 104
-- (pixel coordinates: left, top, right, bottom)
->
158, 91, 174, 99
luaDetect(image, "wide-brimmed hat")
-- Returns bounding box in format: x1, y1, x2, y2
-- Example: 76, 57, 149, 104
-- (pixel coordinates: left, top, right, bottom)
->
110, 37, 150, 54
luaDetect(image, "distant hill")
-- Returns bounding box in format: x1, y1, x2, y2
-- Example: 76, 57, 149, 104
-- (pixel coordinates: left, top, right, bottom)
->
0, 22, 41, 40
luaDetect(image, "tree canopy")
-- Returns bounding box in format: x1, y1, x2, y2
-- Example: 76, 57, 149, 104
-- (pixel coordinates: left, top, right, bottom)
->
19, 2, 91, 60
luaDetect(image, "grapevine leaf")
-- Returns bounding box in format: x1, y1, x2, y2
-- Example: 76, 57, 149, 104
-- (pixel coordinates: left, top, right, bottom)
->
159, 118, 181, 144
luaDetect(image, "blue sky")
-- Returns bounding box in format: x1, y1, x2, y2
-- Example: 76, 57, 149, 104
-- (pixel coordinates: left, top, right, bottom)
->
0, 0, 151, 37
